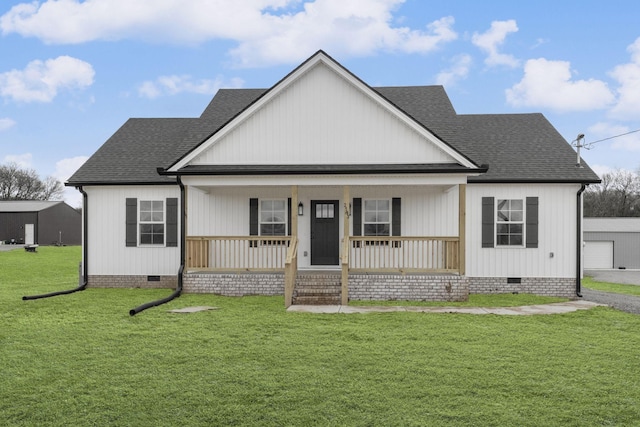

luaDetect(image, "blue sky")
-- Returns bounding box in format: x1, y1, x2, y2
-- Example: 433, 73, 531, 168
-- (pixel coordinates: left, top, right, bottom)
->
1, 0, 639, 207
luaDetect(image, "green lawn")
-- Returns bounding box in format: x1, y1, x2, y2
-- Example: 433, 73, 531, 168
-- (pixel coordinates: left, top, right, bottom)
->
2, 247, 640, 426
583, 276, 640, 297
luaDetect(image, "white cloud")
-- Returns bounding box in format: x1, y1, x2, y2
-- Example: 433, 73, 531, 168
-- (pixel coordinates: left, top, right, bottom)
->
506, 58, 615, 112
0, 117, 16, 131
608, 37, 640, 121
1, 0, 457, 67
590, 164, 614, 178
0, 56, 95, 103
435, 54, 472, 87
229, 12, 457, 67
471, 20, 519, 68
138, 75, 244, 99
3, 152, 32, 168
54, 156, 89, 208
54, 156, 88, 182
588, 122, 640, 152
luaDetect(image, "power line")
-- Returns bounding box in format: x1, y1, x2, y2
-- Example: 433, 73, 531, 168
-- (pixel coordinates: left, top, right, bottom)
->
587, 128, 640, 145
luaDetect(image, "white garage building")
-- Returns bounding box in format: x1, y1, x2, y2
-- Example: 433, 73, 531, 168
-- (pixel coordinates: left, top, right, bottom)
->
584, 218, 640, 270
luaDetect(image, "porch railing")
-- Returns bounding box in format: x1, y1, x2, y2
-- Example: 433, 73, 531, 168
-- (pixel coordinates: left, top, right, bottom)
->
186, 236, 292, 271
284, 238, 298, 307
348, 236, 459, 273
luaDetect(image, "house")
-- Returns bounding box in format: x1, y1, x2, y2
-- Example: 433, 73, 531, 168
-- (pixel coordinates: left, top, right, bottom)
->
584, 218, 640, 269
0, 200, 81, 246
66, 50, 600, 306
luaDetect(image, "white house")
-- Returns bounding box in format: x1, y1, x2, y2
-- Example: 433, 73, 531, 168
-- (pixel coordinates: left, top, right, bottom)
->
67, 51, 600, 308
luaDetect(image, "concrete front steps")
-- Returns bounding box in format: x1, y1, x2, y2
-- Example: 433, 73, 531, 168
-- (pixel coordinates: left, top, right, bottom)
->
292, 272, 342, 305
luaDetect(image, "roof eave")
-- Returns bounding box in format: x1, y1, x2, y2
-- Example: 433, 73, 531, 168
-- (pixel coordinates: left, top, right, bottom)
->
159, 164, 489, 177
65, 180, 176, 187
468, 178, 602, 184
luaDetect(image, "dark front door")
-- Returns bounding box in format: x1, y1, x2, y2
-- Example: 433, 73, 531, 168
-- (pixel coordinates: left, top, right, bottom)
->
311, 200, 340, 265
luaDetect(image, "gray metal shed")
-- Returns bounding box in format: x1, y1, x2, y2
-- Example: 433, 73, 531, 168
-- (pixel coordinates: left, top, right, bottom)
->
0, 201, 81, 246
584, 218, 640, 269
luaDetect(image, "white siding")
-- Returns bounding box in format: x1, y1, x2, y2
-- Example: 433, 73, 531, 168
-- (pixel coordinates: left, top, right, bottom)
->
192, 62, 455, 166
187, 184, 458, 269
466, 184, 580, 278
86, 186, 180, 275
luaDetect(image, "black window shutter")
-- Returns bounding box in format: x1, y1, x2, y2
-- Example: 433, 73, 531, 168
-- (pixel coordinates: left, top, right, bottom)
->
287, 198, 292, 236
392, 198, 401, 236
166, 198, 178, 247
481, 197, 494, 248
125, 198, 137, 247
249, 198, 259, 235
526, 197, 539, 248
352, 198, 362, 236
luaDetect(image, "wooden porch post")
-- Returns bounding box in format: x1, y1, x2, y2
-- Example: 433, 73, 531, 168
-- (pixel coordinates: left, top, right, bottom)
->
458, 184, 466, 276
284, 185, 298, 308
341, 185, 350, 305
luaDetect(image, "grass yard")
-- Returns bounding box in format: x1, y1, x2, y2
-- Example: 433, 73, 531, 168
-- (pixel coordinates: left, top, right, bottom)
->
583, 276, 640, 297
2, 247, 640, 426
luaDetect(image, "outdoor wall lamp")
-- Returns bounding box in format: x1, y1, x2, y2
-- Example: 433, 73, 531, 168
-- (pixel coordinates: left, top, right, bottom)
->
298, 202, 304, 216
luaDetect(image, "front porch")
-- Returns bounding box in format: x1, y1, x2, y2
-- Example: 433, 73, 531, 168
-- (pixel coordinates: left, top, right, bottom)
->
182, 184, 467, 306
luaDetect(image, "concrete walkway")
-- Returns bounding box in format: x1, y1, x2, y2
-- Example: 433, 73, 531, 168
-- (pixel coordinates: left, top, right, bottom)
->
287, 300, 603, 315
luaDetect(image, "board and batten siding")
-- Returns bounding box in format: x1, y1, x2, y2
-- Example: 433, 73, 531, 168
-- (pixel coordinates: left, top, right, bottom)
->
191, 62, 455, 166
466, 184, 580, 278
86, 186, 180, 276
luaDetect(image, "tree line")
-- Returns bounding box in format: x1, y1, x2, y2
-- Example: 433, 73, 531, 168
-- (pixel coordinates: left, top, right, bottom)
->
0, 162, 64, 201
584, 169, 640, 217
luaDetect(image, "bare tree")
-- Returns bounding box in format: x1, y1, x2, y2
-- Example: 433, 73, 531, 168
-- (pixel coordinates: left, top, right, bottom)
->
0, 162, 64, 201
584, 169, 640, 217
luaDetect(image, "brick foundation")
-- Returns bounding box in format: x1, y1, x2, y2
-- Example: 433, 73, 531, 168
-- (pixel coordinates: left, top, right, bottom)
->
348, 274, 469, 302
468, 277, 576, 298
88, 275, 176, 289
183, 272, 284, 296
89, 272, 577, 300
183, 272, 469, 301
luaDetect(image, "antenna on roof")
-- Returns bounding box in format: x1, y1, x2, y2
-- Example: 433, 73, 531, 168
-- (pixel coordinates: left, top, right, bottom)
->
572, 133, 587, 168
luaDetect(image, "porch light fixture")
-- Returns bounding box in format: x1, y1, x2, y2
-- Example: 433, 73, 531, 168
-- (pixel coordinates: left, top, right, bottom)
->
298, 202, 304, 216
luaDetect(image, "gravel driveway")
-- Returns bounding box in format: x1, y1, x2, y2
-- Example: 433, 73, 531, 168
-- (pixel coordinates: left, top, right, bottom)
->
582, 270, 640, 315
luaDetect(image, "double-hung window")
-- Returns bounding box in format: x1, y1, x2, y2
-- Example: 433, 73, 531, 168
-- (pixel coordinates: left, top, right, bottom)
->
352, 197, 401, 248
126, 197, 177, 247
139, 200, 165, 245
496, 199, 523, 246
260, 199, 287, 237
364, 199, 391, 236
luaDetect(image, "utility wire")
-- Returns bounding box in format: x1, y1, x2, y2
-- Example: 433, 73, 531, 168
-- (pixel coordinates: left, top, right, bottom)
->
587, 128, 640, 145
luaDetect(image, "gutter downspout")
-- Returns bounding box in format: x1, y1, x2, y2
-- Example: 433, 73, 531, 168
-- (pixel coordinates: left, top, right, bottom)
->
23, 186, 89, 300
129, 177, 185, 315
576, 184, 586, 298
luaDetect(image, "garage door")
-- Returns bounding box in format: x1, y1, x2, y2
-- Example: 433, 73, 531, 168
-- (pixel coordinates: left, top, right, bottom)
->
584, 241, 613, 269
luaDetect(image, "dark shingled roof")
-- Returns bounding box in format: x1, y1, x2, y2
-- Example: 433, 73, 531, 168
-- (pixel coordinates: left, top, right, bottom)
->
67, 84, 600, 186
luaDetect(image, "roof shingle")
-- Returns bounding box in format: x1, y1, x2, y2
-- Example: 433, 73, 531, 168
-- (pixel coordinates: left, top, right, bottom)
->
67, 84, 600, 186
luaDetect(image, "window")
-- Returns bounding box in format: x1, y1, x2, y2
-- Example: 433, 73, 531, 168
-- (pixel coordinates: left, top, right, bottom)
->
496, 199, 523, 246
315, 203, 335, 219
364, 199, 390, 236
260, 199, 287, 236
126, 198, 177, 247
140, 200, 164, 245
